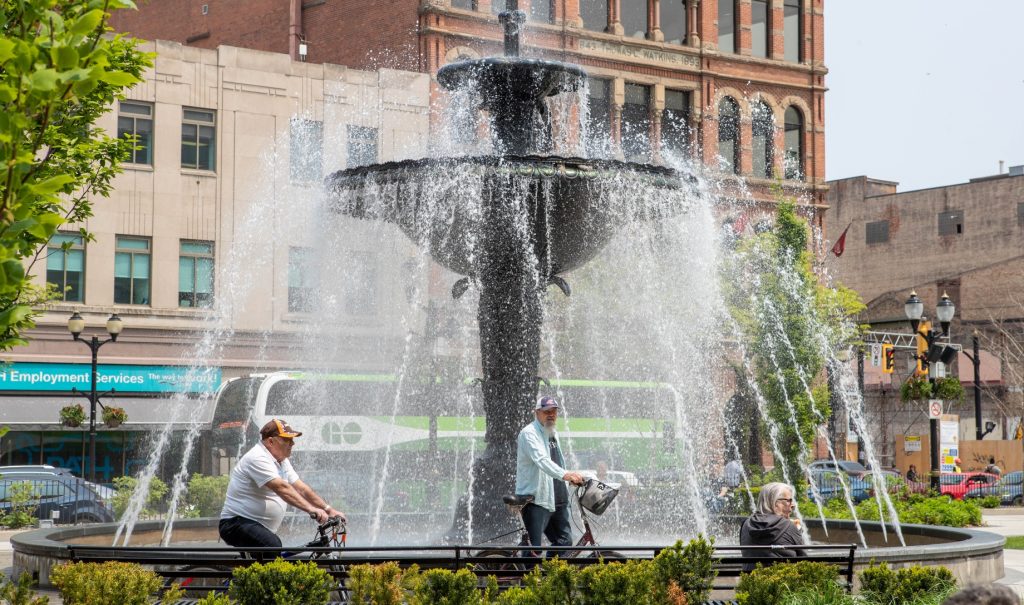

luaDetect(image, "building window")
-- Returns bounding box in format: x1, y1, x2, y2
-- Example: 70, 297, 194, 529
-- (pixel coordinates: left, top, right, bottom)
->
751, 101, 774, 179
586, 78, 612, 156
451, 0, 475, 9
938, 210, 964, 236
179, 241, 214, 308
529, 0, 553, 22
1018, 202, 1024, 226
717, 97, 739, 174
118, 102, 153, 165
660, 0, 686, 45
718, 0, 735, 53
661, 89, 690, 157
290, 118, 323, 183
784, 0, 802, 62
181, 108, 216, 171
752, 0, 769, 58
580, 0, 608, 32
347, 125, 378, 168
346, 252, 377, 316
288, 247, 317, 313
783, 106, 804, 180
621, 83, 651, 161
621, 0, 647, 38
491, 0, 505, 14
47, 233, 85, 302
866, 220, 890, 244
114, 236, 150, 305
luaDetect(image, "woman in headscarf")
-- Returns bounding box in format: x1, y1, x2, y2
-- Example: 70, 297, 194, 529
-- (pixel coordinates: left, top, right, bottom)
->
739, 482, 806, 571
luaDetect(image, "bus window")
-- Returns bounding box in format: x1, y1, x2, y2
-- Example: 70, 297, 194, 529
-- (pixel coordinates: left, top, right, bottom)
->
265, 379, 398, 416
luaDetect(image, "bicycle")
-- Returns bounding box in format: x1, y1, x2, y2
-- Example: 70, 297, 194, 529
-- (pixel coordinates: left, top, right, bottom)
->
473, 480, 624, 585
177, 515, 348, 600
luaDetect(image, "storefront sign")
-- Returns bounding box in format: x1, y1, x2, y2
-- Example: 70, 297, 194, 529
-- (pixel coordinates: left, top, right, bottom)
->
0, 363, 221, 394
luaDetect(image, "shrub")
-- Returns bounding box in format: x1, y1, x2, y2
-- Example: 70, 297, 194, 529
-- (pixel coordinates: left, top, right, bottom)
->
228, 559, 332, 605
59, 404, 86, 427
782, 580, 855, 605
577, 559, 654, 605
858, 562, 956, 605
101, 406, 128, 427
804, 493, 982, 528
979, 495, 1002, 509
0, 572, 48, 605
1, 481, 38, 528
347, 562, 419, 605
51, 561, 163, 605
651, 536, 716, 604
186, 473, 231, 517
111, 475, 169, 518
409, 568, 485, 605
195, 594, 232, 605
735, 561, 840, 605
933, 378, 964, 402
900, 377, 932, 402
518, 558, 580, 605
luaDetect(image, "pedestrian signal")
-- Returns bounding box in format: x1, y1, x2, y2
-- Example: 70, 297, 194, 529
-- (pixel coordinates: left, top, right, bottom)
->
882, 343, 895, 374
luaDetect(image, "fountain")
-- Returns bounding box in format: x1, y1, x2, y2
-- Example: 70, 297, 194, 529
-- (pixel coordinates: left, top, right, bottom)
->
326, 0, 696, 539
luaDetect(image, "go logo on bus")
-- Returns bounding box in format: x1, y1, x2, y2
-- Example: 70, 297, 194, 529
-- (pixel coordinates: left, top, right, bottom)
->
322, 421, 362, 445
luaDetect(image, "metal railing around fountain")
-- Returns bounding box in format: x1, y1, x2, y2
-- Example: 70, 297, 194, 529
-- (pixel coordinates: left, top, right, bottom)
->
65, 542, 857, 599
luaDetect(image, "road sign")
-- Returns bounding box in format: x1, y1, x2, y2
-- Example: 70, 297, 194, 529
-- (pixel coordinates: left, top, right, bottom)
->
870, 344, 882, 367
928, 399, 943, 419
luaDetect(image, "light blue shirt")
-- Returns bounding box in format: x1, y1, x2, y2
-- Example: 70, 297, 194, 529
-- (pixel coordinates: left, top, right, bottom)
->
515, 419, 569, 512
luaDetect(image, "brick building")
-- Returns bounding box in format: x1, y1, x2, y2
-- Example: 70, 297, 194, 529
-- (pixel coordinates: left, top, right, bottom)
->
112, 0, 828, 216
825, 169, 1024, 467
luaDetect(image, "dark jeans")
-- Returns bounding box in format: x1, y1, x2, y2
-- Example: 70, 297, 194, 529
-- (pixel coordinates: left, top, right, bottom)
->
521, 502, 571, 558
219, 516, 282, 560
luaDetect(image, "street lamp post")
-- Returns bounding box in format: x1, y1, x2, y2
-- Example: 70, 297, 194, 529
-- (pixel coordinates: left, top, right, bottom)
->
904, 291, 956, 492
67, 312, 123, 483
962, 331, 987, 441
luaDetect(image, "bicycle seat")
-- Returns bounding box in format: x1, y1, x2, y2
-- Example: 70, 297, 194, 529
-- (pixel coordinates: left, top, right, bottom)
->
503, 494, 534, 506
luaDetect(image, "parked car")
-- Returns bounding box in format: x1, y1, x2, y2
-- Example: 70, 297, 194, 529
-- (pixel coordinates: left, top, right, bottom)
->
965, 471, 1024, 506
939, 472, 999, 500
0, 472, 115, 524
809, 470, 871, 504
808, 459, 868, 477
0, 464, 114, 501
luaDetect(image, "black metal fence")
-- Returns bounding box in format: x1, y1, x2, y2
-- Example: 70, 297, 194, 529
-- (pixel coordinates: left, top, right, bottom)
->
0, 477, 114, 525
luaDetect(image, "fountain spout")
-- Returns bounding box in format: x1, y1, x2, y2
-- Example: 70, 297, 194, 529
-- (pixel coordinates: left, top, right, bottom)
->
499, 2, 526, 58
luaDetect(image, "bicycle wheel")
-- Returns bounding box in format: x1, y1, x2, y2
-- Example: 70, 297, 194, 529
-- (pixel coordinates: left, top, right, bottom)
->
471, 549, 525, 588
177, 565, 232, 598
325, 561, 348, 603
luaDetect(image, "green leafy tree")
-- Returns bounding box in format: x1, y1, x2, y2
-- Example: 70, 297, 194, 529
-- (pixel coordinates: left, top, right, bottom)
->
0, 0, 152, 349
724, 200, 865, 486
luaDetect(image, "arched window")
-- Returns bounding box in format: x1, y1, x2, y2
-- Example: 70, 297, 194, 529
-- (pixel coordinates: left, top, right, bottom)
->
718, 0, 736, 53
784, 106, 804, 180
718, 97, 740, 174
581, 0, 610, 32
752, 101, 774, 178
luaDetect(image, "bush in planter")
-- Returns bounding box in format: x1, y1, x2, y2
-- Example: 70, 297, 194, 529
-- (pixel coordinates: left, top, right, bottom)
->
186, 473, 231, 517
408, 568, 491, 605
577, 559, 655, 605
650, 535, 716, 604
51, 561, 163, 605
0, 482, 38, 529
111, 475, 169, 518
858, 562, 956, 604
101, 406, 128, 427
979, 495, 1002, 509
900, 376, 932, 402
933, 377, 964, 402
228, 559, 331, 605
0, 571, 49, 605
195, 594, 232, 605
735, 561, 841, 605
519, 557, 580, 604
59, 403, 85, 427
347, 562, 420, 605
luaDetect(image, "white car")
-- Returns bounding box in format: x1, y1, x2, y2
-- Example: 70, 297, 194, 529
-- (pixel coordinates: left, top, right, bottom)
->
581, 469, 640, 488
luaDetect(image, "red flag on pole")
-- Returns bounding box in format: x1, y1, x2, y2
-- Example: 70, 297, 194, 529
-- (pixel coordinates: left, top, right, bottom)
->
831, 222, 852, 257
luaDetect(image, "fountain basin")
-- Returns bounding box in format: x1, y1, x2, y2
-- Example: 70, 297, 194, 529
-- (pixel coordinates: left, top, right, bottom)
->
326, 155, 696, 277
12, 518, 1004, 589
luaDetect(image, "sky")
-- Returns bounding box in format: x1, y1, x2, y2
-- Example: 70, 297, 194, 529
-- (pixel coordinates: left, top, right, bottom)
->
825, 1, 1024, 192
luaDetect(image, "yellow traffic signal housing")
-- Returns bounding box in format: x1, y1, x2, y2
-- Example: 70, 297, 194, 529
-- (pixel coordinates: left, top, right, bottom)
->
915, 320, 931, 376
882, 343, 895, 374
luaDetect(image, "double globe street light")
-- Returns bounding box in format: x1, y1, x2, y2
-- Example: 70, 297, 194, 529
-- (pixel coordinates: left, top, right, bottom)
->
67, 312, 123, 483
903, 291, 956, 491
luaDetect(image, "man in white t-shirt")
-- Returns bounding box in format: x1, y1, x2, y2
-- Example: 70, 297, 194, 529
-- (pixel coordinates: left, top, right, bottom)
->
219, 419, 344, 553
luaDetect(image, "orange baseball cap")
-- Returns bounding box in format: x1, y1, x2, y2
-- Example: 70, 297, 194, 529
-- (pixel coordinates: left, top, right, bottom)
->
260, 419, 303, 440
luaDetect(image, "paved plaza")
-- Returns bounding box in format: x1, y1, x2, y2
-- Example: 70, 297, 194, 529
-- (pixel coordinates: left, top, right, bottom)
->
6, 512, 1024, 603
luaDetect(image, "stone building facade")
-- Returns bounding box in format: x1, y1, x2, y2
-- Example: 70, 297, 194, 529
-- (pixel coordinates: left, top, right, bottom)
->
0, 41, 431, 479
825, 170, 1024, 467
111, 0, 828, 216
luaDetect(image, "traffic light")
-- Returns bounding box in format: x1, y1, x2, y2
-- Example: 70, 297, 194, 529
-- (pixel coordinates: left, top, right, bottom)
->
915, 320, 931, 376
882, 343, 895, 374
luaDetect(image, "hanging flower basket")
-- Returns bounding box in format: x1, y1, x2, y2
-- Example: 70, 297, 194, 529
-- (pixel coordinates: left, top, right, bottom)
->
59, 404, 86, 428
900, 376, 933, 402
102, 406, 128, 428
934, 377, 965, 402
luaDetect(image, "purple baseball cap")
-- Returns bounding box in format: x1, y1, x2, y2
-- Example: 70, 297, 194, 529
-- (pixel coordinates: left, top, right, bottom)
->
535, 396, 560, 410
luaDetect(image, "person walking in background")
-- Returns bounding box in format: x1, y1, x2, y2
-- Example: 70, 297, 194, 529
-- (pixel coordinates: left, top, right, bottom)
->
906, 464, 919, 482
739, 482, 805, 571
724, 459, 743, 489
985, 457, 1003, 476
